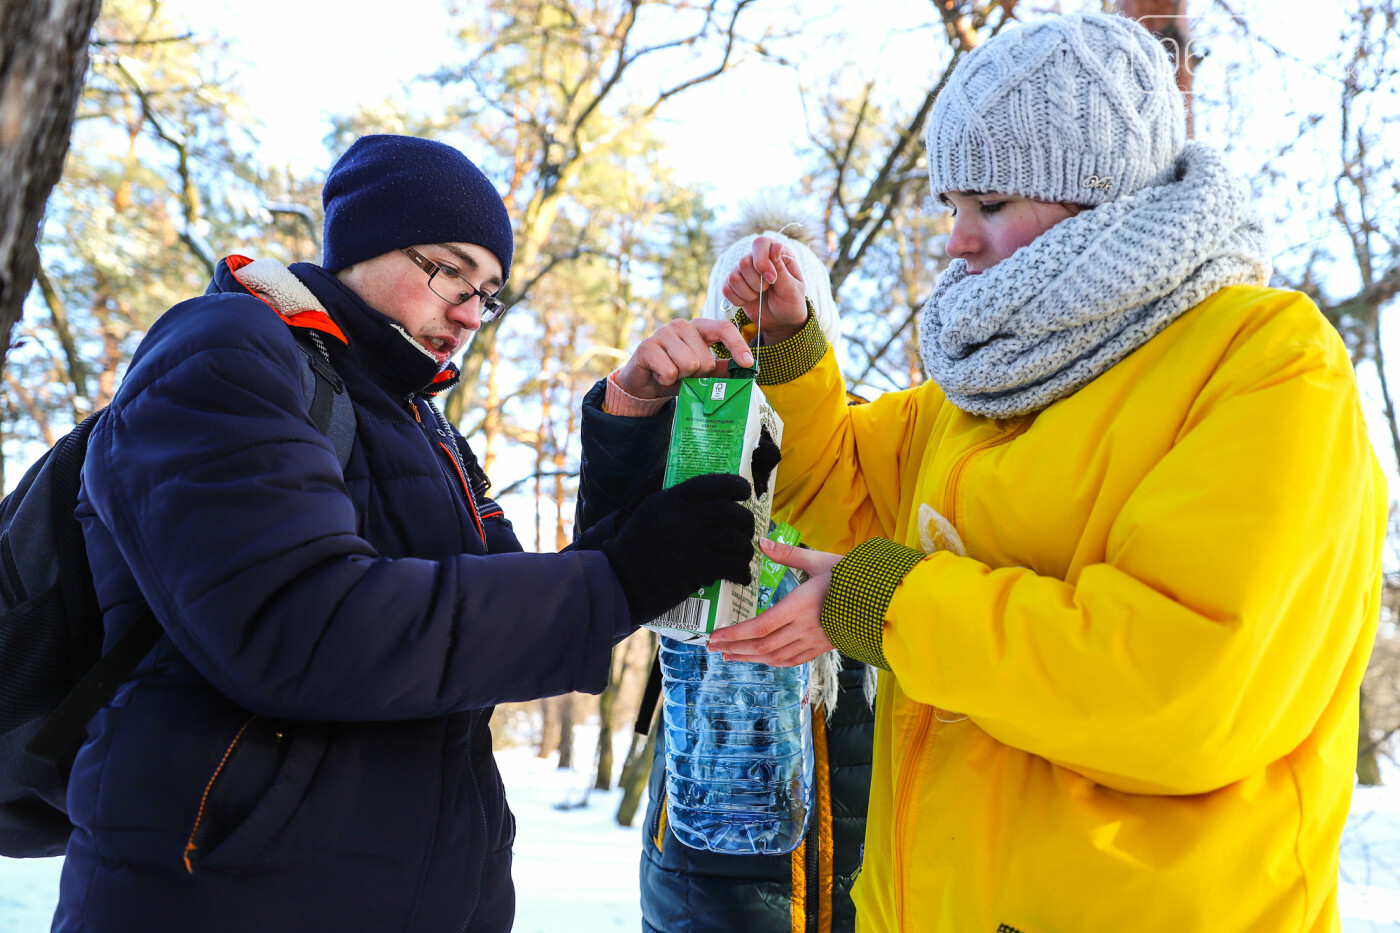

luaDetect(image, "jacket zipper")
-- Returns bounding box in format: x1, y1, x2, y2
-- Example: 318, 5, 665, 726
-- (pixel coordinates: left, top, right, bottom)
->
942, 417, 1033, 530
892, 705, 934, 927
183, 714, 258, 873
649, 782, 668, 853
408, 397, 486, 545
894, 417, 1032, 923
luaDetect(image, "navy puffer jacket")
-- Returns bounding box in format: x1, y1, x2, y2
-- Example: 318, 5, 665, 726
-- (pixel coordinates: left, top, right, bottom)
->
57, 260, 632, 932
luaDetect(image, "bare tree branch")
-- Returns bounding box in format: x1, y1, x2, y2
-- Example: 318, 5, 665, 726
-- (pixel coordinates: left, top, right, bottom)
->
568, 0, 644, 149
91, 32, 194, 47
495, 469, 580, 500
112, 54, 215, 274
33, 264, 89, 411
265, 202, 320, 251
852, 300, 922, 390
1360, 723, 1400, 761
508, 245, 609, 308
642, 0, 760, 118
4, 368, 54, 447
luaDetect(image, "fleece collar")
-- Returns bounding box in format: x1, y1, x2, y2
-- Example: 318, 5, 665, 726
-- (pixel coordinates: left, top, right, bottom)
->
212, 256, 460, 398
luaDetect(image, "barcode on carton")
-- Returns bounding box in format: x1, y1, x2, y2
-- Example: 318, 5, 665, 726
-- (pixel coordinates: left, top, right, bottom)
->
655, 596, 711, 633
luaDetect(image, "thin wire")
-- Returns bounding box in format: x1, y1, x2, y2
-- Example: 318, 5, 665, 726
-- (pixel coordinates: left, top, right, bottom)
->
753, 278, 763, 375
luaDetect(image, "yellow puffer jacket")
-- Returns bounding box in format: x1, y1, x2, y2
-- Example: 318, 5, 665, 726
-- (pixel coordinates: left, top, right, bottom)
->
757, 285, 1385, 932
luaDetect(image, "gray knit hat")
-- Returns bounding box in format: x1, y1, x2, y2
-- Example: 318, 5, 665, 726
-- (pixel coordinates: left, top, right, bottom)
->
925, 12, 1186, 206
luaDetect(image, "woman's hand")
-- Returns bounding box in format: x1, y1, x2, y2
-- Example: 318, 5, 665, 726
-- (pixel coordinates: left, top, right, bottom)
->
614, 318, 753, 400
721, 236, 810, 345
707, 539, 841, 667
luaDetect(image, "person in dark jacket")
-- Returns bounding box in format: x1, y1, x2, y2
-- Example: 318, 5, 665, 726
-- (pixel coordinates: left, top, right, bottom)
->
56, 134, 757, 933
574, 208, 875, 933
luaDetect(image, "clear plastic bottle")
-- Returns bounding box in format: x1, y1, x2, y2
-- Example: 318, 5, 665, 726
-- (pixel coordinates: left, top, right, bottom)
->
659, 634, 814, 855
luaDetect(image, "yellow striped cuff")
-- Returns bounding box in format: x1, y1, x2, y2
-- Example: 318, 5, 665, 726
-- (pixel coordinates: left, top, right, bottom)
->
712, 300, 828, 386
819, 538, 925, 671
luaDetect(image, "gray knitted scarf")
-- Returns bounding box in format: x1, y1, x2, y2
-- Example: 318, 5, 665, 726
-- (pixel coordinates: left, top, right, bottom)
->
919, 142, 1272, 418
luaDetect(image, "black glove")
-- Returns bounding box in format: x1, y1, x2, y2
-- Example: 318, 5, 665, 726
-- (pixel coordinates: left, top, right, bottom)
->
601, 473, 755, 624
615, 467, 667, 525
571, 467, 666, 552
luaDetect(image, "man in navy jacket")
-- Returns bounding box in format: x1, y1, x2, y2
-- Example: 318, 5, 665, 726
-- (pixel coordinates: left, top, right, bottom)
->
57, 135, 755, 932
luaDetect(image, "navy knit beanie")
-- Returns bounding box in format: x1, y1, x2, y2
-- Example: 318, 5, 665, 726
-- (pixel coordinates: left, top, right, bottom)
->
321, 135, 514, 280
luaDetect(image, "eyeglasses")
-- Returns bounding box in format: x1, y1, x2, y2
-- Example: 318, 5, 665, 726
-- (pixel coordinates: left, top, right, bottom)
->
401, 248, 508, 323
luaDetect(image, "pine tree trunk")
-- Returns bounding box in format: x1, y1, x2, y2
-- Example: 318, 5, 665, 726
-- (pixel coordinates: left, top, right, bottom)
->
536, 696, 558, 759
483, 339, 501, 475
1358, 685, 1383, 786
0, 0, 103, 371
534, 307, 555, 550
594, 646, 631, 791
618, 730, 641, 782
556, 694, 576, 769
615, 704, 660, 827
552, 320, 578, 551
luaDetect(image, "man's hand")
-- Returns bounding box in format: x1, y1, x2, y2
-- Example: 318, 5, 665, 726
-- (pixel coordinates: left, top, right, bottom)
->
600, 473, 756, 625
615, 318, 754, 400
706, 539, 840, 667
721, 236, 810, 345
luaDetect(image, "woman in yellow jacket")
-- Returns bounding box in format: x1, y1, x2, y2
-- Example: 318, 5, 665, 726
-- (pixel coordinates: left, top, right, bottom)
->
616, 11, 1386, 933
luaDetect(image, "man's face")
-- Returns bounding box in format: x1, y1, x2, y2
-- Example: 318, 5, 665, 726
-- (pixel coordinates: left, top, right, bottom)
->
337, 242, 504, 365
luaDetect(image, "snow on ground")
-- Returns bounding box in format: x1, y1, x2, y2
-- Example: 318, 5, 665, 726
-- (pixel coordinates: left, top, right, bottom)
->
1342, 757, 1400, 931
495, 740, 644, 932
3, 733, 1399, 931
0, 856, 61, 933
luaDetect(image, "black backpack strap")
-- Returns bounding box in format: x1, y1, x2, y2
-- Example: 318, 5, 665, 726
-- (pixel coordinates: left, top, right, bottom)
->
292, 330, 355, 471
50, 414, 102, 673
634, 647, 662, 736
25, 612, 161, 766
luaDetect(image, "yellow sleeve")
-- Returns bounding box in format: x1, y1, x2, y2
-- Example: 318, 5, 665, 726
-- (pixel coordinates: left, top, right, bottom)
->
830, 302, 1386, 795
761, 325, 944, 556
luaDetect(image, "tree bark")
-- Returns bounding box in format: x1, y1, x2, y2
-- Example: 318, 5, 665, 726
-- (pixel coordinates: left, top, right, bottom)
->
594, 662, 618, 790
552, 319, 579, 552
615, 703, 660, 827
1116, 0, 1196, 136
536, 696, 559, 759
0, 0, 103, 371
1358, 685, 1383, 785
556, 694, 576, 769
593, 640, 639, 791
33, 264, 89, 416
483, 339, 501, 475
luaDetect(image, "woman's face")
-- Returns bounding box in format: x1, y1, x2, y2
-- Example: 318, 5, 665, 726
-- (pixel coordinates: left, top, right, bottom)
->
939, 192, 1079, 274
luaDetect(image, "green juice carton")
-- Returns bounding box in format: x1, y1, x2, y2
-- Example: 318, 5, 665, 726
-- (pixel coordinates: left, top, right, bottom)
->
645, 371, 784, 644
